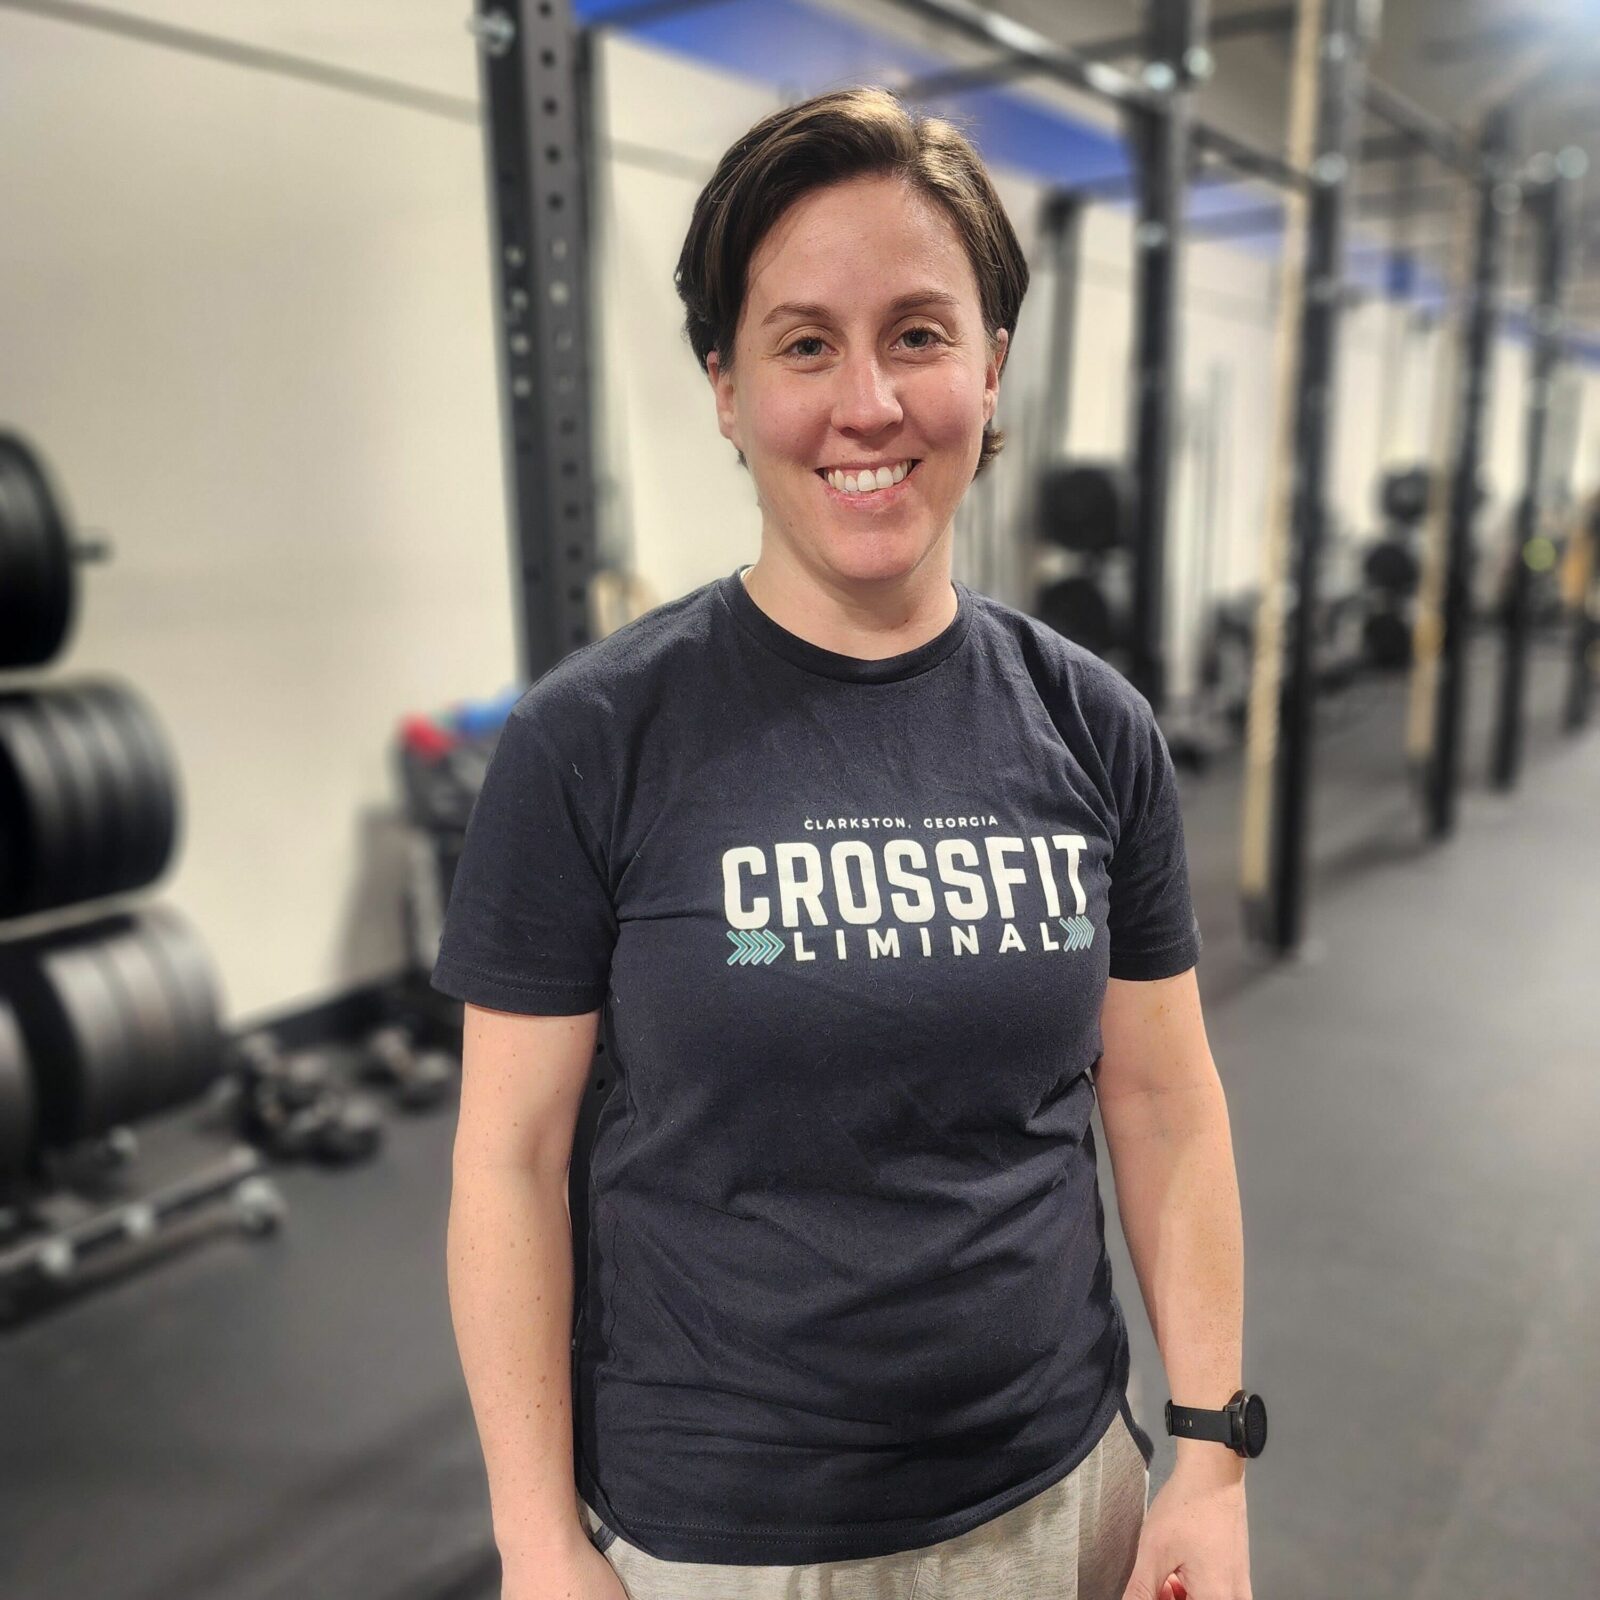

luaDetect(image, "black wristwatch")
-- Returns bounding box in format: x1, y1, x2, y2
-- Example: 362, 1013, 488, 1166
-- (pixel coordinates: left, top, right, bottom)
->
1165, 1389, 1268, 1458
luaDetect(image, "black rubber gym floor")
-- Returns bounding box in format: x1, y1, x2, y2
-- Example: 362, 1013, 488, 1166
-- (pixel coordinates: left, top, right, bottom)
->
1119, 633, 1599, 1599
3, 635, 1594, 1599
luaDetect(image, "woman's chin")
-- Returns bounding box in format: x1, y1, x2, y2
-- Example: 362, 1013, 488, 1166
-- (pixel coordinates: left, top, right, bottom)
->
819, 533, 941, 580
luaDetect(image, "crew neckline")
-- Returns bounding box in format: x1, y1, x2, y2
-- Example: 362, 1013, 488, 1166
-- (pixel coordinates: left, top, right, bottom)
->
718, 564, 973, 684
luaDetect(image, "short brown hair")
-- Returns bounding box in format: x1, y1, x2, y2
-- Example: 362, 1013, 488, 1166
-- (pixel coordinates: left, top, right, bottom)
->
674, 86, 1029, 481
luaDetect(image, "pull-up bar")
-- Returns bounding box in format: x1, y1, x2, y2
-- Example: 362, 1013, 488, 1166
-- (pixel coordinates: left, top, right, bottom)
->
888, 0, 1159, 110
1072, 0, 1485, 185
893, 1, 1310, 201
1193, 122, 1309, 193
1357, 77, 1480, 177
1068, 4, 1294, 63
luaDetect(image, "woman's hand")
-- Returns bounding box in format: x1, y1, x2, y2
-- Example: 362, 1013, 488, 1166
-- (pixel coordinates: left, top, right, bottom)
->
1118, 1455, 1251, 1600
500, 1534, 630, 1600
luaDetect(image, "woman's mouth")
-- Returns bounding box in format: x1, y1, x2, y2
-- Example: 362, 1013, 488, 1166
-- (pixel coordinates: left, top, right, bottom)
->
815, 458, 922, 507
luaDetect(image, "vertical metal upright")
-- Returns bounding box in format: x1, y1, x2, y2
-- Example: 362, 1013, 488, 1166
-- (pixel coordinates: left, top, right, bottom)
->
1563, 495, 1598, 732
471, 0, 601, 683
1266, 0, 1368, 953
1426, 111, 1512, 837
1123, 0, 1206, 716
1492, 156, 1576, 789
1375, 150, 1416, 461
1038, 190, 1087, 470
1025, 188, 1087, 618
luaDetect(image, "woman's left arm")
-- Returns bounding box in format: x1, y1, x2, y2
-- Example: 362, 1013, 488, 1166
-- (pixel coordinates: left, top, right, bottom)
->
1096, 966, 1252, 1600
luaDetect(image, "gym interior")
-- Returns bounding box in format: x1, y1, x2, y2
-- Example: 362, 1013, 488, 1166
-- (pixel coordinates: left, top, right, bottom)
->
1, 2, 1596, 1597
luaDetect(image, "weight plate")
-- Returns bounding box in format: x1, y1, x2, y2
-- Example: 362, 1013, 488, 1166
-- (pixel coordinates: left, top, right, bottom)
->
1037, 461, 1134, 554
130, 912, 209, 1104
117, 924, 204, 1110
27, 692, 112, 906
97, 917, 187, 1118
0, 715, 32, 914
1363, 539, 1420, 596
78, 936, 157, 1132
29, 934, 132, 1141
65, 685, 162, 897
1362, 609, 1412, 671
77, 681, 179, 889
53, 686, 144, 898
0, 944, 64, 1146
0, 433, 75, 669
1039, 574, 1118, 656
1379, 466, 1430, 526
0, 458, 52, 642
0, 699, 78, 917
137, 907, 225, 1102
0, 997, 38, 1179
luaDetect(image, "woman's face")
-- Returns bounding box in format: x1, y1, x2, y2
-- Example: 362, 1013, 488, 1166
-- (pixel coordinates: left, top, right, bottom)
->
707, 173, 1006, 586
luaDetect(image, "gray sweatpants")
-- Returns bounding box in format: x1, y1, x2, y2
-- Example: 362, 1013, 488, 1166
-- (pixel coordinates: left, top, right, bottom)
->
578, 1406, 1150, 1600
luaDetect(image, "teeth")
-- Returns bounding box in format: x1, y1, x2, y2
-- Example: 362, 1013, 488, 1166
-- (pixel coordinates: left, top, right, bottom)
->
827, 460, 913, 494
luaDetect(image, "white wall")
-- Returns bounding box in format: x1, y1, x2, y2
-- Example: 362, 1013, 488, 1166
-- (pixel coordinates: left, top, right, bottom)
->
1, 4, 1594, 1026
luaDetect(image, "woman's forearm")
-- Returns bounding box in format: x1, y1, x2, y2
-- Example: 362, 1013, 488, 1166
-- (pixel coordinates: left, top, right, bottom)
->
446, 1156, 589, 1568
1099, 1077, 1246, 1483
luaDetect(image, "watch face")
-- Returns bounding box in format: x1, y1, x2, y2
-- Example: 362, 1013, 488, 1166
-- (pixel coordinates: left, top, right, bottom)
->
1242, 1394, 1268, 1457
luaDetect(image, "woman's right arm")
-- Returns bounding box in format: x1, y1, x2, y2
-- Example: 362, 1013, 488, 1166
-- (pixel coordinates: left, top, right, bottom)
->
446, 1000, 613, 1587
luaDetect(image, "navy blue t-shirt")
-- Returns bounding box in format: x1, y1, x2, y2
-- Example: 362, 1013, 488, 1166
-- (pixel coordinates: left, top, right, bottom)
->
431, 564, 1201, 1564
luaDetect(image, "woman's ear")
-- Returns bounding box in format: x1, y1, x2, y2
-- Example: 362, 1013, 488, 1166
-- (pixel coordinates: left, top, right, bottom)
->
987, 327, 1009, 419
706, 349, 741, 450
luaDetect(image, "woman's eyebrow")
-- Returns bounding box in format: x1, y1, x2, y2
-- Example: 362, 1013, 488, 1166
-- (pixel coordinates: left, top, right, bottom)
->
759, 290, 961, 328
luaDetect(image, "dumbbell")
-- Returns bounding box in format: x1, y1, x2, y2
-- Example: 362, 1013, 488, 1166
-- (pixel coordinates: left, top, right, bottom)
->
230, 1033, 385, 1164
248, 1081, 384, 1165
359, 1025, 455, 1112
286, 1094, 384, 1165
234, 1034, 333, 1108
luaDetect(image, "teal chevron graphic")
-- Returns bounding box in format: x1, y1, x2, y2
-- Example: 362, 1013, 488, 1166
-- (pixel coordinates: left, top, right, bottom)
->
1058, 915, 1095, 951
726, 928, 784, 965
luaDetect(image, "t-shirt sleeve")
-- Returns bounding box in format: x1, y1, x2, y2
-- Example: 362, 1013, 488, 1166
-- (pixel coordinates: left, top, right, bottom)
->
1105, 696, 1202, 981
429, 703, 617, 1015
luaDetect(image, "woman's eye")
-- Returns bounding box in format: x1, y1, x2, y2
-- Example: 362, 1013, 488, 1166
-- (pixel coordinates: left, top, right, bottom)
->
783, 326, 944, 360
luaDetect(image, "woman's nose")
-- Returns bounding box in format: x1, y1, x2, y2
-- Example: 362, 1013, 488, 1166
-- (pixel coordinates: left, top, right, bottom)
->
830, 355, 903, 433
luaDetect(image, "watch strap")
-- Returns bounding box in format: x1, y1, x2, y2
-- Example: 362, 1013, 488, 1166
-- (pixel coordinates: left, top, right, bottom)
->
1164, 1397, 1235, 1446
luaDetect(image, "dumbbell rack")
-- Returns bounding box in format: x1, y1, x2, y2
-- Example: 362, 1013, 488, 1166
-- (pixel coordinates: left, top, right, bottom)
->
0, 1141, 281, 1321
0, 430, 288, 1321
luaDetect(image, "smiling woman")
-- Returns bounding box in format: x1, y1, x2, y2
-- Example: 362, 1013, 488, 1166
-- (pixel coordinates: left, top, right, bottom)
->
434, 80, 1217, 1600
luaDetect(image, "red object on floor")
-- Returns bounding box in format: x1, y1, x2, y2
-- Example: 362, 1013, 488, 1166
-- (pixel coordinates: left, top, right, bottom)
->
400, 715, 457, 760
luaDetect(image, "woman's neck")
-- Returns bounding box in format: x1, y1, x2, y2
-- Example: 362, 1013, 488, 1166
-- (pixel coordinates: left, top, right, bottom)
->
739, 555, 956, 660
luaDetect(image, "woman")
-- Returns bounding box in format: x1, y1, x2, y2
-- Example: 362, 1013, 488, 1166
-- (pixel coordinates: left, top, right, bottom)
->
438, 87, 1251, 1600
